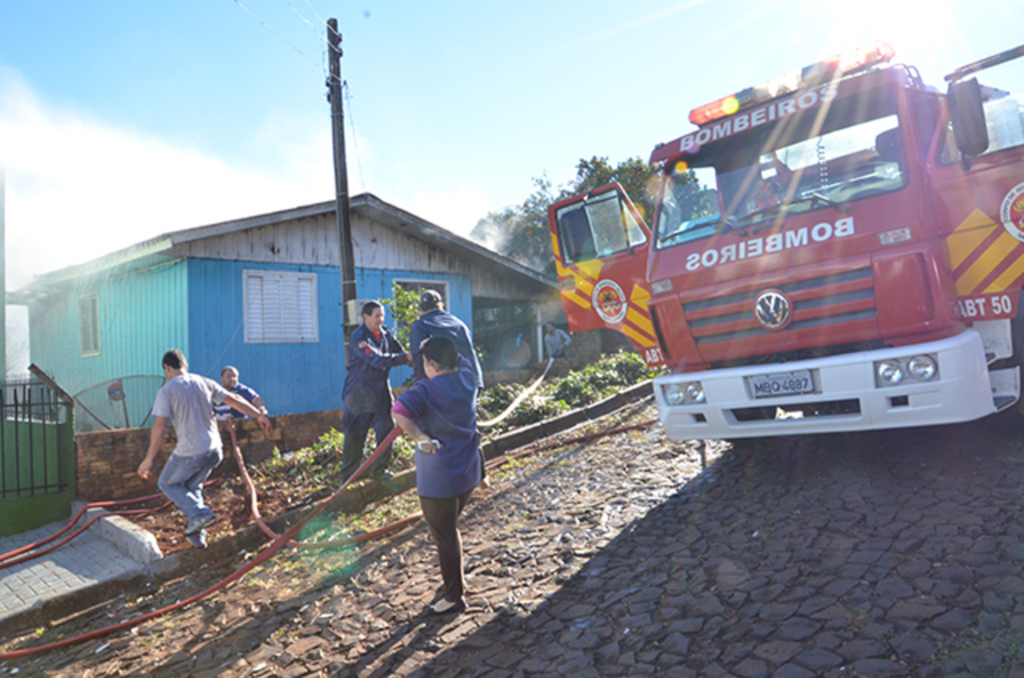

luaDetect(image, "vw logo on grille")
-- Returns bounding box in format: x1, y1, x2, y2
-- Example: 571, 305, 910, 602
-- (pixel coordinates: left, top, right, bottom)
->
754, 289, 792, 331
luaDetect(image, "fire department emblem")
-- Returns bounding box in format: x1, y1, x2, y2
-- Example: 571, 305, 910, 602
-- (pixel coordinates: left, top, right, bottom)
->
754, 289, 792, 331
593, 279, 628, 324
1000, 182, 1024, 242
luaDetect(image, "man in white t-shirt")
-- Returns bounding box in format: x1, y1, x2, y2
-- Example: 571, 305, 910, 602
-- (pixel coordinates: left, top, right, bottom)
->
138, 349, 272, 548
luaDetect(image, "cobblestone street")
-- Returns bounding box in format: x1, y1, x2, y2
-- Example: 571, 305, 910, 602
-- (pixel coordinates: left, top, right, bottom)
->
6, 403, 1024, 677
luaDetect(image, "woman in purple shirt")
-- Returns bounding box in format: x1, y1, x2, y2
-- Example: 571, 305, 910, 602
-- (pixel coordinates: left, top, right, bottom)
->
392, 336, 482, 615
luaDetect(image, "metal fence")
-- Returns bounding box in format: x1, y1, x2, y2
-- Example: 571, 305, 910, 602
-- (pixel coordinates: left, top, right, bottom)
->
0, 378, 73, 499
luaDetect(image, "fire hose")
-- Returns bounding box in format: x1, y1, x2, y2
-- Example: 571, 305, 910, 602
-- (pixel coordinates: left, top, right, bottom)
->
0, 483, 227, 570
0, 429, 399, 660
227, 419, 423, 549
477, 357, 554, 429
0, 404, 657, 660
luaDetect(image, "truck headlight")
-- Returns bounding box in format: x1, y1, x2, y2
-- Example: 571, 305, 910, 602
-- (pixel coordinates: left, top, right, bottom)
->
685, 382, 706, 403
662, 381, 705, 405
876, 360, 904, 385
663, 383, 687, 406
875, 354, 939, 387
908, 355, 937, 381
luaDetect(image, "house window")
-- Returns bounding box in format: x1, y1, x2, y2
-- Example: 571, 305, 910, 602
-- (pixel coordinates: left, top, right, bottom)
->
244, 270, 319, 343
78, 293, 100, 357
395, 280, 449, 309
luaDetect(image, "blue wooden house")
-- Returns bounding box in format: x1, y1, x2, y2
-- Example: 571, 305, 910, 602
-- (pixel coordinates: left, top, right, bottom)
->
10, 193, 556, 431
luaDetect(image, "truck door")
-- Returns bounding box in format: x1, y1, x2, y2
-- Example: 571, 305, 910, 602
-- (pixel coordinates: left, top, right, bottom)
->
932, 70, 1024, 325
548, 183, 666, 367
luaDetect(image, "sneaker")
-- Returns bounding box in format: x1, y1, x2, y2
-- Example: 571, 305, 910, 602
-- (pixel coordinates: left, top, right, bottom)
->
187, 530, 208, 549
185, 511, 216, 536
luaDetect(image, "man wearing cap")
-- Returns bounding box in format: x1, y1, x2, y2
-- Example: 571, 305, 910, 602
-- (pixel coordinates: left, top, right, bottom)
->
409, 290, 483, 389
340, 300, 411, 484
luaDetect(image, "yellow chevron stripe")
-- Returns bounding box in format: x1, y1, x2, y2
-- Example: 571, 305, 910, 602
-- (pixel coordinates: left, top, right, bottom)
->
956, 231, 1020, 295
948, 224, 998, 270
952, 207, 997, 233
575, 259, 604, 281
626, 306, 654, 338
629, 284, 651, 312
622, 323, 656, 348
556, 260, 597, 296
574, 276, 594, 296
948, 209, 999, 270
984, 250, 1024, 293
561, 289, 592, 310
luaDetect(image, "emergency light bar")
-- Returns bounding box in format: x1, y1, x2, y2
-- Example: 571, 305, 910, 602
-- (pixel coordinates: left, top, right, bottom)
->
689, 40, 895, 126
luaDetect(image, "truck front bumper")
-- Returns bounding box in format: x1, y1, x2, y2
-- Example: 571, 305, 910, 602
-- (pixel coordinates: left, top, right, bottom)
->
654, 330, 1009, 440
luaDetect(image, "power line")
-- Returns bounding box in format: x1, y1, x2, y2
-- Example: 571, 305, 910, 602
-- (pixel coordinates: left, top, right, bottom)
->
230, 0, 338, 83
302, 0, 327, 26
343, 81, 366, 191
282, 0, 330, 47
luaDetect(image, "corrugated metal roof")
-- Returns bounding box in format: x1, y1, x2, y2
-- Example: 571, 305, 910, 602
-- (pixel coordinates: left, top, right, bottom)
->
9, 193, 555, 304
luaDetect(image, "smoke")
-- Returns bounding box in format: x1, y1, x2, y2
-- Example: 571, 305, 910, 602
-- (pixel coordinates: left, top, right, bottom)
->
467, 213, 506, 252
0, 69, 333, 291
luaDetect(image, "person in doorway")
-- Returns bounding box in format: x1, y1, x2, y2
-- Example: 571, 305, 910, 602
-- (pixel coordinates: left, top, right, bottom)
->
339, 300, 410, 484
543, 322, 573, 359
138, 349, 272, 548
409, 290, 483, 389
213, 366, 268, 419
392, 336, 482, 615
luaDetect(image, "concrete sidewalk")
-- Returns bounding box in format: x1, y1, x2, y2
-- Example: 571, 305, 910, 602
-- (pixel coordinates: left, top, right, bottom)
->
0, 505, 162, 625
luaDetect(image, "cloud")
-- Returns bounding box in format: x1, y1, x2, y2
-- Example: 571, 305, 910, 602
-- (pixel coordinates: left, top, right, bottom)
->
0, 69, 334, 290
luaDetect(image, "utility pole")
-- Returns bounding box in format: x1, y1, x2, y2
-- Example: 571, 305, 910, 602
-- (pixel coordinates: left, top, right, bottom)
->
328, 18, 357, 357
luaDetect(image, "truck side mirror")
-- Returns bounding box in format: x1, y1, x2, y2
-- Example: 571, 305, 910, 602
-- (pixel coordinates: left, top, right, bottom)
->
947, 77, 989, 160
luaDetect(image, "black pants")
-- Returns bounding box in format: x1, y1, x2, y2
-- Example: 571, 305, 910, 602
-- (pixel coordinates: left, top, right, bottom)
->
340, 408, 394, 483
420, 490, 473, 604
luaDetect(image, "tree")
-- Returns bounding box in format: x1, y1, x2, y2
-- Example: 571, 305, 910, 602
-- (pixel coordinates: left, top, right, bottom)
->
470, 176, 558, 275
470, 155, 703, 276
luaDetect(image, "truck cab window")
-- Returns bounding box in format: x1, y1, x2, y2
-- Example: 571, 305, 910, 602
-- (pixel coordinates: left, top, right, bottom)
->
557, 191, 645, 264
656, 87, 906, 249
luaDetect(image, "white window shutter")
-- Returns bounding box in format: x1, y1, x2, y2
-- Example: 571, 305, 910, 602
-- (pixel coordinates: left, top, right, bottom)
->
244, 270, 319, 343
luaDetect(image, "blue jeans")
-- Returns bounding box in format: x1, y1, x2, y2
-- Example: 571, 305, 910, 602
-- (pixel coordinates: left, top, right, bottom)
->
158, 448, 222, 520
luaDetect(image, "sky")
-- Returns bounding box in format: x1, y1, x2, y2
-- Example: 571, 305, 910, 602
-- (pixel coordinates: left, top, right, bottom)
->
2, 0, 1024, 293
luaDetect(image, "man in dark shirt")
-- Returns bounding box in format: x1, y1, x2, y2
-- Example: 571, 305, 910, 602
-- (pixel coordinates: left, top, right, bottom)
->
214, 366, 267, 419
409, 290, 483, 388
340, 301, 410, 483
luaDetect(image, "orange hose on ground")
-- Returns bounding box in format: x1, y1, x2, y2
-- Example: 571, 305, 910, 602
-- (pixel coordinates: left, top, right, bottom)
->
0, 409, 655, 660
0, 480, 222, 566
228, 420, 422, 549
0, 427, 399, 660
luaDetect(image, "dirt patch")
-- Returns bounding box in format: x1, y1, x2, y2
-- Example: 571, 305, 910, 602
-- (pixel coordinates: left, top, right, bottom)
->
122, 473, 303, 555
121, 433, 414, 555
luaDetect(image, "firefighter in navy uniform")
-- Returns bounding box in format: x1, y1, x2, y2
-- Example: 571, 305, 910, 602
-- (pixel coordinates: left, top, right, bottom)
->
339, 300, 411, 483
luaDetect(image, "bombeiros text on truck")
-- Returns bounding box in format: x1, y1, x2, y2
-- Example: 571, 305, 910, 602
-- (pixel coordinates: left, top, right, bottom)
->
548, 40, 1024, 439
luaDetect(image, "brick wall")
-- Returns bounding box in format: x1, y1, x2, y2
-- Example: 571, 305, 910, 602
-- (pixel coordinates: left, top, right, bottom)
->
75, 410, 344, 501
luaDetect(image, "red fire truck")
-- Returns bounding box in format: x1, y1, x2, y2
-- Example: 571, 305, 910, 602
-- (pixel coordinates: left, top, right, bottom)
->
548, 41, 1024, 439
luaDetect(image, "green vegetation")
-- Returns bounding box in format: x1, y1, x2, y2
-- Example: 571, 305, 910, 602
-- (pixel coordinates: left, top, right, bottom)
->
382, 282, 421, 350
478, 350, 662, 434
258, 426, 415, 494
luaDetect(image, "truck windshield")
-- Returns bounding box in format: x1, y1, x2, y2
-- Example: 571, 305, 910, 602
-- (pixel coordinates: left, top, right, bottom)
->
656, 86, 905, 249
